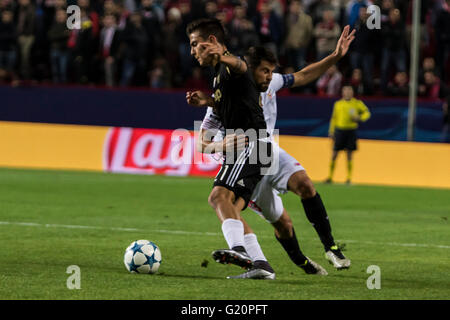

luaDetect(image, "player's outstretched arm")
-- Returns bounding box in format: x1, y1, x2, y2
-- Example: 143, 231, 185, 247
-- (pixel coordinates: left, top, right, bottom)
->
291, 25, 356, 88
186, 90, 214, 108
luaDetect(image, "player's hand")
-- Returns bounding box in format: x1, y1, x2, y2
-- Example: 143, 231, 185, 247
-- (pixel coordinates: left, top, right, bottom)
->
198, 42, 223, 62
351, 115, 361, 122
328, 132, 335, 139
334, 25, 356, 59
222, 134, 247, 152
186, 91, 211, 107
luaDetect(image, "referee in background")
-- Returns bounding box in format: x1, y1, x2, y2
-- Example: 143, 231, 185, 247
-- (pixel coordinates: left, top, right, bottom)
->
325, 85, 371, 184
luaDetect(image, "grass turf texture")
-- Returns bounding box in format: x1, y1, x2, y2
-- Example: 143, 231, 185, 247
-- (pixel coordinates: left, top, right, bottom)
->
0, 167, 449, 300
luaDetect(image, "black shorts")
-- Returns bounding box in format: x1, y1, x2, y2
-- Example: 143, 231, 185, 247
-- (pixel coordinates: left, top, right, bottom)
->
333, 129, 357, 151
213, 140, 272, 210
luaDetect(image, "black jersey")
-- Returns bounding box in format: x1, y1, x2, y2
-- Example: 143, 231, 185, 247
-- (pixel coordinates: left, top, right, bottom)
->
212, 54, 267, 134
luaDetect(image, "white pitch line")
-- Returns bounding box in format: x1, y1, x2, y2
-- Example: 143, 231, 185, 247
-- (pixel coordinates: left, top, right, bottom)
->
0, 220, 449, 250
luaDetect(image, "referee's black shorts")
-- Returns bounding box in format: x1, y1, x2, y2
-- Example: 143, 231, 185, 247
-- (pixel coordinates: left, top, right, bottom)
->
213, 140, 272, 210
333, 128, 358, 151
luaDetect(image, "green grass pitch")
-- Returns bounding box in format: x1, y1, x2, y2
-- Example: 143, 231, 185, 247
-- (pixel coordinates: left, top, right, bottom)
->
0, 167, 449, 300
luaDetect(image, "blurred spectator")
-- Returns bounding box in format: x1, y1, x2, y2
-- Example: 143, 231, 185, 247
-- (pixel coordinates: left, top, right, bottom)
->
316, 65, 343, 96
266, 0, 286, 18
16, 0, 36, 80
120, 12, 149, 87
254, 0, 283, 58
184, 66, 208, 90
78, 0, 99, 37
161, 7, 181, 82
140, 0, 163, 63
349, 6, 377, 95
284, 0, 313, 70
177, 1, 195, 84
0, 0, 444, 94
380, 8, 407, 94
217, 0, 234, 22
350, 68, 364, 96
419, 71, 443, 99
106, 0, 130, 30
0, 10, 17, 79
43, 0, 67, 32
123, 0, 137, 13
419, 57, 438, 86
313, 9, 340, 60
346, 0, 371, 28
99, 13, 121, 87
149, 57, 171, 88
215, 10, 228, 26
309, 0, 341, 25
141, 0, 165, 24
434, 0, 450, 82
380, 0, 394, 23
0, 0, 14, 11
205, 1, 218, 19
48, 9, 70, 83
68, 8, 96, 84
103, 0, 116, 16
228, 5, 260, 57
386, 71, 409, 96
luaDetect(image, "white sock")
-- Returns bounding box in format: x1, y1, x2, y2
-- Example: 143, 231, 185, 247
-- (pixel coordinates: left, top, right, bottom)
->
244, 233, 267, 262
221, 218, 245, 249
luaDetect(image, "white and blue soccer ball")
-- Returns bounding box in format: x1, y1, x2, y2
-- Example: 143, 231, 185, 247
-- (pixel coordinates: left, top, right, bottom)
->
124, 240, 162, 274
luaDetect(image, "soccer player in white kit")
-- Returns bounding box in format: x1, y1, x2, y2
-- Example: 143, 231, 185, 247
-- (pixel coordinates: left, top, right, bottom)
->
188, 26, 355, 279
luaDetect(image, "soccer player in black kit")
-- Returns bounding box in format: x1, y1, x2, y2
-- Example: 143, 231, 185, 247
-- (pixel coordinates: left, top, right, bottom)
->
186, 18, 274, 277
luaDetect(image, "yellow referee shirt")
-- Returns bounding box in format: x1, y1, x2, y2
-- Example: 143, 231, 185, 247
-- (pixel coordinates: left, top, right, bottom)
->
329, 98, 371, 135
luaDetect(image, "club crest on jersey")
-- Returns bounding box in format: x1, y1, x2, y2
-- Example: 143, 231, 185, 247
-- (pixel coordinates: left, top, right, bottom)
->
214, 89, 222, 102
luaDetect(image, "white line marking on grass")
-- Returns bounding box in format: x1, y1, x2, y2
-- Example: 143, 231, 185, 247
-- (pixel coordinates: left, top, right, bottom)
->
1, 220, 449, 250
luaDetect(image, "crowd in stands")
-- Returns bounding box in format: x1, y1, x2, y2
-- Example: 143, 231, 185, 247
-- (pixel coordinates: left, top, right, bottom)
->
0, 0, 450, 102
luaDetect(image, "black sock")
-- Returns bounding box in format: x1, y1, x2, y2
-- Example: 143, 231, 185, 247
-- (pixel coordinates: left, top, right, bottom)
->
254, 260, 275, 273
275, 228, 308, 266
232, 245, 246, 253
301, 192, 335, 251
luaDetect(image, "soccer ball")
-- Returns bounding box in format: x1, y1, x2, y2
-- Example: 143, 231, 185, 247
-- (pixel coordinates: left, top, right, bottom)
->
123, 240, 162, 274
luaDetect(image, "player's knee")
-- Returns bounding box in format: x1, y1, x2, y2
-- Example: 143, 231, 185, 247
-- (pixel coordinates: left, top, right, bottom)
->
208, 188, 230, 209
299, 178, 316, 199
289, 172, 316, 199
274, 213, 293, 239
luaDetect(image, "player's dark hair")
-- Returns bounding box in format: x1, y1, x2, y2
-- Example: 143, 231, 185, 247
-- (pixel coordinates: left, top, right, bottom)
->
186, 18, 226, 44
245, 46, 278, 69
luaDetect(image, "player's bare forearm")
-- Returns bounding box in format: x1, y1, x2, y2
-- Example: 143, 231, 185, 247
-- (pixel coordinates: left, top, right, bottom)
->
197, 139, 219, 154
220, 54, 247, 74
197, 129, 222, 154
292, 53, 340, 87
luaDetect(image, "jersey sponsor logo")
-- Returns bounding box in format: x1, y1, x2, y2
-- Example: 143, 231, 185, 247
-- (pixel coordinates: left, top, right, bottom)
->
104, 127, 221, 177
